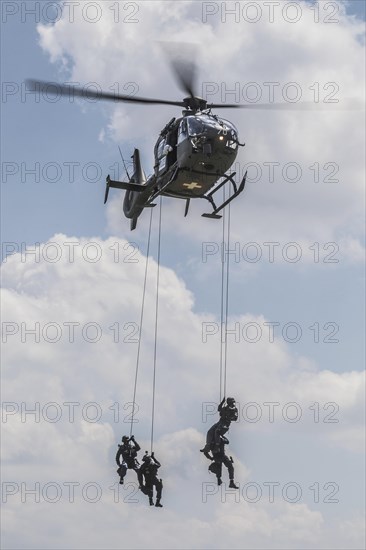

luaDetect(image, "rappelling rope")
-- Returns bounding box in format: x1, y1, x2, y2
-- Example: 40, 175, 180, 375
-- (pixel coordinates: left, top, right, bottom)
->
219, 189, 232, 401
223, 201, 231, 398
219, 188, 226, 402
129, 208, 154, 437
150, 195, 163, 453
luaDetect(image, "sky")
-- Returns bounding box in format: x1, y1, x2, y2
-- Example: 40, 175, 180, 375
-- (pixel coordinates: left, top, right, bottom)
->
1, 1, 365, 549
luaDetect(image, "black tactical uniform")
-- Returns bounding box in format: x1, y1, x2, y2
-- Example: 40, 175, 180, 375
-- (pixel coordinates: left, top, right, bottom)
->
201, 397, 238, 459
115, 435, 141, 484
201, 420, 230, 459
209, 429, 238, 489
139, 453, 163, 507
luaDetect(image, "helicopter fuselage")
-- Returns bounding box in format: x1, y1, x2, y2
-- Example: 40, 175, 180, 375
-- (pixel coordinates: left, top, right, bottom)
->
154, 112, 240, 199
105, 109, 247, 229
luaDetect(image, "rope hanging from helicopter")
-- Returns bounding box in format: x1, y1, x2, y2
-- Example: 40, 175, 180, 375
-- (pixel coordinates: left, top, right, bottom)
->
150, 195, 163, 453
219, 189, 232, 401
128, 196, 163, 455
129, 208, 154, 437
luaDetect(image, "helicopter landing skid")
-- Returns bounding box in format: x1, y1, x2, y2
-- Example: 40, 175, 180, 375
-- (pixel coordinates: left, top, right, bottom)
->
201, 212, 222, 219
201, 170, 247, 218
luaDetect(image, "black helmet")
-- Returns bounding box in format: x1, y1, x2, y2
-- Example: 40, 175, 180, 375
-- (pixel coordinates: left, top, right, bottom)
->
122, 435, 129, 442
227, 397, 235, 406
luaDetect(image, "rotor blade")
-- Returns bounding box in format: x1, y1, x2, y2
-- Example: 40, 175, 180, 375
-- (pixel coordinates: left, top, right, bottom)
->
159, 42, 198, 98
25, 79, 185, 107
209, 100, 363, 111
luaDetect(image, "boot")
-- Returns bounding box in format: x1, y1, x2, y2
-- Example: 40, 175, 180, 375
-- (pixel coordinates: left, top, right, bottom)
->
229, 480, 239, 489
149, 497, 154, 506
119, 478, 124, 485
217, 477, 222, 486
155, 499, 163, 508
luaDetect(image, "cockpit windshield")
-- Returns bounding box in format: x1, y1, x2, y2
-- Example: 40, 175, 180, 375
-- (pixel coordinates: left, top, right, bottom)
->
187, 117, 204, 136
186, 115, 238, 139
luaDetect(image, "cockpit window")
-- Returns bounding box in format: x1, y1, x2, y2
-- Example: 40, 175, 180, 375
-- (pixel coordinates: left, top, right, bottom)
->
178, 119, 187, 135
186, 114, 238, 139
187, 117, 204, 136
178, 119, 188, 144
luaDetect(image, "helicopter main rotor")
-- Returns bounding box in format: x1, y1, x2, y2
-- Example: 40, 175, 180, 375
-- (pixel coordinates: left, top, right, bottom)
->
26, 42, 361, 112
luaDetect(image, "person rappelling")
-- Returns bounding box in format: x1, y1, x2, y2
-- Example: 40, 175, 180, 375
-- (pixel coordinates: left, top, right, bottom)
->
138, 451, 163, 507
208, 423, 238, 488
115, 435, 141, 484
201, 419, 230, 459
200, 396, 238, 458
200, 420, 224, 459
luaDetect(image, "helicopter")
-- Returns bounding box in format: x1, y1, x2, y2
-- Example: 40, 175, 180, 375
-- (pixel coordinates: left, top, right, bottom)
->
27, 58, 247, 230
113, 102, 247, 230
27, 43, 356, 230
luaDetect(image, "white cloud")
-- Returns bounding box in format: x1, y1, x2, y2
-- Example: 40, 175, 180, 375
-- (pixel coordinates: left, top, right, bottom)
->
2, 1, 364, 547
2, 234, 365, 548
35, 1, 365, 252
